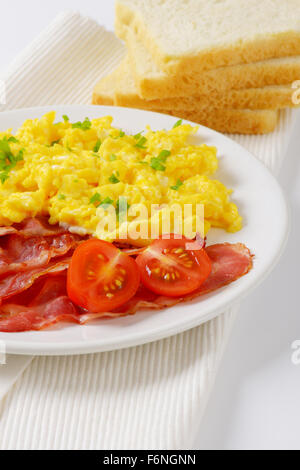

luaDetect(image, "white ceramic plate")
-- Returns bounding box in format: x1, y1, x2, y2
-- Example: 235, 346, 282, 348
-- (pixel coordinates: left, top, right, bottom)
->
0, 105, 289, 355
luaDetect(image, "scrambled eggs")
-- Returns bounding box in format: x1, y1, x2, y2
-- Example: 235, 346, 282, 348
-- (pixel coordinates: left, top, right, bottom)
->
0, 112, 242, 244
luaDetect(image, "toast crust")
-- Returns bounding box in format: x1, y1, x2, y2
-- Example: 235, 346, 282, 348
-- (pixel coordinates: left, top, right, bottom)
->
116, 3, 300, 75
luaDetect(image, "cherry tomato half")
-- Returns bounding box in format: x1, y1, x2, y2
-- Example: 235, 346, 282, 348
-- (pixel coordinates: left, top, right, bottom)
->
67, 239, 140, 313
136, 237, 212, 297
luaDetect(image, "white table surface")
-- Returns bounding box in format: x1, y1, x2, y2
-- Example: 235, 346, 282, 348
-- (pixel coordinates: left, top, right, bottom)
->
1, 0, 300, 451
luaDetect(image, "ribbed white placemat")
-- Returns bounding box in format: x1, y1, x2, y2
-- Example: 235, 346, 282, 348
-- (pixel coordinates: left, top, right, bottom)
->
0, 12, 297, 450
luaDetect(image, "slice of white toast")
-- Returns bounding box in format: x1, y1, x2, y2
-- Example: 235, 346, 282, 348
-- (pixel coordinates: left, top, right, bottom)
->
126, 31, 300, 100
115, 0, 300, 74
92, 73, 115, 106
92, 65, 279, 134
112, 57, 297, 111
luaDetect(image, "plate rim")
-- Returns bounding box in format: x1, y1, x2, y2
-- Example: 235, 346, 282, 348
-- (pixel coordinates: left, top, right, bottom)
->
0, 105, 290, 355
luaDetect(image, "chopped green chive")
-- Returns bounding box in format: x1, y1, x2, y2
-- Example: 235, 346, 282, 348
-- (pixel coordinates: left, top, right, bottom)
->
93, 139, 101, 152
173, 119, 183, 128
111, 130, 125, 139
100, 197, 114, 208
109, 174, 120, 184
171, 179, 183, 191
158, 149, 171, 161
72, 117, 91, 130
133, 132, 143, 140
137, 161, 148, 165
135, 136, 147, 149
0, 172, 9, 184
90, 193, 102, 206
62, 115, 69, 122
51, 139, 60, 146
109, 154, 117, 161
0, 138, 24, 184
109, 175, 120, 184
150, 158, 166, 172
7, 137, 19, 143
58, 194, 66, 200
16, 149, 24, 162
149, 149, 171, 172
0, 138, 13, 158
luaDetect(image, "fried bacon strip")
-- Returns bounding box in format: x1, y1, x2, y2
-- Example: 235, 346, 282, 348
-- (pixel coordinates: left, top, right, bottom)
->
0, 233, 79, 276
0, 217, 67, 238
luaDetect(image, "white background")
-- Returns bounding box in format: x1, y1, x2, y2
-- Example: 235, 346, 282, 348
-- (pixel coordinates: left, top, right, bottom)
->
1, 0, 300, 451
